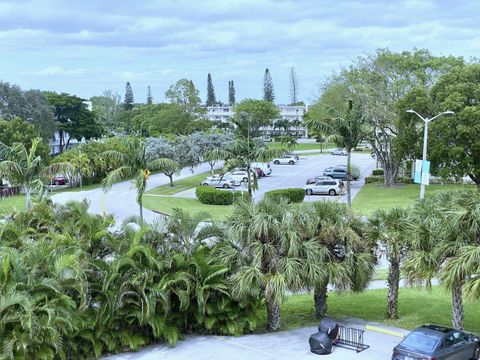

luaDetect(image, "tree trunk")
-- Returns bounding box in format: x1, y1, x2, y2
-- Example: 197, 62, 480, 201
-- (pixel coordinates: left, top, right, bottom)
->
139, 198, 144, 224
79, 172, 83, 189
168, 174, 174, 187
66, 136, 72, 151
266, 298, 281, 331
59, 130, 64, 153
387, 259, 400, 319
247, 165, 252, 198
314, 282, 329, 319
346, 150, 352, 207
25, 188, 31, 210
452, 282, 464, 330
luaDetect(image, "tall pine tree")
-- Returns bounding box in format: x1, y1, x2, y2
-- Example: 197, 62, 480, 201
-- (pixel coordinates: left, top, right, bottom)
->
289, 67, 299, 105
228, 80, 236, 106
263, 68, 275, 102
124, 82, 134, 110
146, 86, 153, 104
206, 73, 216, 106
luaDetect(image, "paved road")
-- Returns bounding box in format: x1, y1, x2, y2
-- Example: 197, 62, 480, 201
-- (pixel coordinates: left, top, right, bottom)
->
103, 318, 407, 360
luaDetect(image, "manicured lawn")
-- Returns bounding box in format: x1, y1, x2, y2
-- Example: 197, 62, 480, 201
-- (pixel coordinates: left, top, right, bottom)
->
146, 170, 220, 196
352, 183, 476, 216
267, 142, 333, 151
0, 195, 26, 214
258, 287, 480, 333
142, 195, 233, 220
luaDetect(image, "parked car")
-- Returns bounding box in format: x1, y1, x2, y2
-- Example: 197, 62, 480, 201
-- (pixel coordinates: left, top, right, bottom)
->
201, 175, 239, 189
272, 155, 296, 165
52, 175, 68, 185
306, 175, 334, 185
285, 152, 299, 161
323, 166, 348, 180
392, 324, 480, 360
251, 162, 272, 176
331, 148, 347, 156
305, 179, 344, 196
224, 170, 254, 183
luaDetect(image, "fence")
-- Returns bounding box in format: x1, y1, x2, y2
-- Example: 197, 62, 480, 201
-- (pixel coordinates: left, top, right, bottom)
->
334, 325, 369, 353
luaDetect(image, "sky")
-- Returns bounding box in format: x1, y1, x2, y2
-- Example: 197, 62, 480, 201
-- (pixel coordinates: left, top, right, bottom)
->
1, 0, 479, 105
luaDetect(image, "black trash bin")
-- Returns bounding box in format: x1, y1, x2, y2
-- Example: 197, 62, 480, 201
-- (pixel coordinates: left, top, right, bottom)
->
318, 317, 339, 341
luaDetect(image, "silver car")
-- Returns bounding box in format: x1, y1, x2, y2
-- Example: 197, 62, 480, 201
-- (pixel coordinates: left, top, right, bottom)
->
305, 179, 344, 196
201, 175, 239, 189
272, 155, 296, 165
331, 148, 347, 156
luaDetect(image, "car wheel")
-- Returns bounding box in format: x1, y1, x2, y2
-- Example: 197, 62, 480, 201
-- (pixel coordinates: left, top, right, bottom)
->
223, 183, 229, 189
288, 160, 294, 165
329, 189, 336, 196
306, 189, 313, 196
202, 183, 209, 186
54, 181, 60, 185
242, 177, 248, 182
274, 160, 280, 165
474, 344, 480, 360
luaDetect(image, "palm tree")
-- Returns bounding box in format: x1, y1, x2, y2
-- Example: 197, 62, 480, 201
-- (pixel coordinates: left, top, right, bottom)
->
206, 138, 283, 197
403, 190, 480, 330
307, 201, 375, 318
306, 99, 367, 207
68, 146, 91, 189
218, 197, 320, 331
367, 207, 408, 319
102, 138, 177, 222
0, 139, 72, 210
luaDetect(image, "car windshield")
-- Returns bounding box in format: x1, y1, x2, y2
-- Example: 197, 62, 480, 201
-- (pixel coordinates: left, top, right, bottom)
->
401, 333, 439, 352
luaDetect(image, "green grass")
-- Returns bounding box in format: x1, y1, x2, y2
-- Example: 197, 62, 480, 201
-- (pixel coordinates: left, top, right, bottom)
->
257, 287, 480, 333
352, 183, 476, 216
267, 142, 334, 151
0, 195, 26, 214
142, 195, 233, 220
146, 170, 220, 196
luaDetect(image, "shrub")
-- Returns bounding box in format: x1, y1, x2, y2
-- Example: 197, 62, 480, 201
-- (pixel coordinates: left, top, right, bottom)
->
372, 169, 384, 176
264, 188, 305, 203
364, 176, 384, 184
196, 186, 247, 205
350, 165, 361, 180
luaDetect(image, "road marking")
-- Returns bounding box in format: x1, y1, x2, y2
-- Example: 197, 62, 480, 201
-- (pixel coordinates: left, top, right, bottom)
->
365, 325, 405, 338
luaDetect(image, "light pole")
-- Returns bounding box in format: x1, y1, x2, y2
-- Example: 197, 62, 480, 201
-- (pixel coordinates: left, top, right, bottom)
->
406, 109, 454, 199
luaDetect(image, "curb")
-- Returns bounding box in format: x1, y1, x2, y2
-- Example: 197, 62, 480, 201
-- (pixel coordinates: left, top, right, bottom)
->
365, 325, 405, 338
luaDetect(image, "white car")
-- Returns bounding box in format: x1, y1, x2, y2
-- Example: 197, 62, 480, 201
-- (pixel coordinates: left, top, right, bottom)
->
272, 155, 296, 165
201, 175, 239, 188
251, 162, 272, 176
305, 179, 344, 196
224, 170, 254, 183
331, 148, 347, 156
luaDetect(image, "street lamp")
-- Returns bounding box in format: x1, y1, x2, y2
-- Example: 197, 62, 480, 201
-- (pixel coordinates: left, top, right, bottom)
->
406, 109, 454, 199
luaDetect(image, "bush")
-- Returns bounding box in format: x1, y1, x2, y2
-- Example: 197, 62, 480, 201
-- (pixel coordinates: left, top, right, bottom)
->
196, 186, 247, 205
372, 169, 384, 176
364, 176, 384, 184
264, 188, 305, 203
350, 165, 361, 180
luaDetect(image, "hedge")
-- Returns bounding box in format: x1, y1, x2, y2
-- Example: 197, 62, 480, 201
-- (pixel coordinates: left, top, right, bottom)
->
196, 186, 247, 205
364, 176, 413, 184
264, 188, 305, 203
372, 169, 384, 176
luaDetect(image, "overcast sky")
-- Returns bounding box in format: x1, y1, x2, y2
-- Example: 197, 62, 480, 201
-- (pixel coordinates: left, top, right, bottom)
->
1, 0, 479, 105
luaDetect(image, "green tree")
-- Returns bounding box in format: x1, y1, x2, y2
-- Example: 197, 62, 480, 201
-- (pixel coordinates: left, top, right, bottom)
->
91, 90, 122, 132
228, 80, 236, 106
289, 67, 299, 105
0, 139, 72, 209
69, 146, 92, 189
218, 198, 320, 331
233, 99, 279, 138
146, 85, 153, 105
263, 68, 275, 102
124, 81, 134, 110
46, 92, 102, 152
428, 63, 480, 187
0, 81, 56, 139
165, 79, 202, 114
306, 99, 367, 207
367, 208, 408, 319
206, 73, 216, 106
101, 138, 177, 222
0, 117, 51, 161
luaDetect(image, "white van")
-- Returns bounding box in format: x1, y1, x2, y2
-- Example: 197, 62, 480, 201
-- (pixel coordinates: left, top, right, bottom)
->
250, 162, 272, 176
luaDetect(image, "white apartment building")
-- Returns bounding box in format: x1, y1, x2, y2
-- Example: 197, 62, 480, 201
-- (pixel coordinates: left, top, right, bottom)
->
206, 104, 308, 138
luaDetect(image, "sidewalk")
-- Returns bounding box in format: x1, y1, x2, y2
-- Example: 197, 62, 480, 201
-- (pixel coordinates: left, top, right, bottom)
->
103, 318, 407, 360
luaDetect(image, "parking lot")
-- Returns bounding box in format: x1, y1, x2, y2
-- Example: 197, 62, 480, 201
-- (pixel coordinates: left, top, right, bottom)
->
249, 152, 376, 202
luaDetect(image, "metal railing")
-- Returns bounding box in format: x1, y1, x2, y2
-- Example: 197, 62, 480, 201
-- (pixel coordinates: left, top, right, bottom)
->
334, 325, 369, 353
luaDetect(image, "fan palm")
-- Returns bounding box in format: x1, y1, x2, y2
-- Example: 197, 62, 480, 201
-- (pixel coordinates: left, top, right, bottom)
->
307, 201, 375, 318
306, 99, 367, 207
218, 197, 320, 331
0, 138, 73, 210
206, 138, 283, 197
367, 207, 408, 319
101, 138, 177, 222
68, 146, 91, 189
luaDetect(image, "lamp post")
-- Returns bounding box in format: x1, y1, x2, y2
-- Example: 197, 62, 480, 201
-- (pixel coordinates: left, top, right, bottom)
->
406, 109, 454, 199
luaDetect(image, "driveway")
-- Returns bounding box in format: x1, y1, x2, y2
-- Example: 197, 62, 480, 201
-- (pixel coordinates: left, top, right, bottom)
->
103, 318, 406, 360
